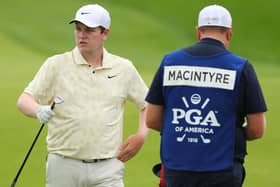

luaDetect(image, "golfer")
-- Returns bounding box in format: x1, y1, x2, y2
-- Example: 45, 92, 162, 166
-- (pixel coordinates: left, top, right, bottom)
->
145, 4, 267, 187
17, 4, 148, 187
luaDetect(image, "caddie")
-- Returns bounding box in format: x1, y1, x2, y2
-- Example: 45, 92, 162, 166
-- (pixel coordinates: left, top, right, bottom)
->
145, 4, 267, 187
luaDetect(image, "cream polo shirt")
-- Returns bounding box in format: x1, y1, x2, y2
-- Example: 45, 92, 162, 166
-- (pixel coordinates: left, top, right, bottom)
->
24, 47, 148, 160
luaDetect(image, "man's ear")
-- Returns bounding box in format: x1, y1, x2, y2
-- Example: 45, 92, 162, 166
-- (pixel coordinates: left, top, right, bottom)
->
103, 29, 110, 35
102, 29, 110, 40
196, 26, 201, 40
226, 29, 232, 41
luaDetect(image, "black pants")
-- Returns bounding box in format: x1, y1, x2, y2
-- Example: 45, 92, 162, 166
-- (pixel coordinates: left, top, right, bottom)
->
233, 161, 246, 187
164, 162, 245, 187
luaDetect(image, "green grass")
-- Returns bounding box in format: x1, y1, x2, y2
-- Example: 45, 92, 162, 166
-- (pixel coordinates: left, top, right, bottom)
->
1, 0, 280, 186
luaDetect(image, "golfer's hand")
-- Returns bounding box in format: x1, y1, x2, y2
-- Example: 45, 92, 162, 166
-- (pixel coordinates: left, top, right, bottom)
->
117, 133, 145, 162
36, 105, 55, 124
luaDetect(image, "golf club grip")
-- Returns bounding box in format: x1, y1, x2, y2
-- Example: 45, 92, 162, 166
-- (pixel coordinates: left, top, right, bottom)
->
11, 101, 56, 187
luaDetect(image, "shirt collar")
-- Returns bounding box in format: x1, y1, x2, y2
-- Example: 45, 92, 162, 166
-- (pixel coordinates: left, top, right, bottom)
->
72, 47, 113, 69
199, 38, 226, 49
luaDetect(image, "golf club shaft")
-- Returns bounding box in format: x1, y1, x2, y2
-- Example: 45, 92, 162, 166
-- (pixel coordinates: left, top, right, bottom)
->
10, 102, 56, 187
10, 123, 45, 187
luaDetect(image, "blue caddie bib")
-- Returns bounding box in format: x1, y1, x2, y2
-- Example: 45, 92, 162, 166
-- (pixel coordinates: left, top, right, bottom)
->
160, 49, 246, 171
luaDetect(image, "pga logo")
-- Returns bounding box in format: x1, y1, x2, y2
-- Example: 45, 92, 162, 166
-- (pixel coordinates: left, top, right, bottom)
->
172, 94, 220, 127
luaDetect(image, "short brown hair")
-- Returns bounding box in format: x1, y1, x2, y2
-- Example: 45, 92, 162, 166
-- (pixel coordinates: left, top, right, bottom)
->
198, 26, 229, 34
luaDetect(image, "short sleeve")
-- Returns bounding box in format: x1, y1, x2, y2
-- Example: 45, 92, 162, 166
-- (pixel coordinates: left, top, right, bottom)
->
24, 58, 56, 105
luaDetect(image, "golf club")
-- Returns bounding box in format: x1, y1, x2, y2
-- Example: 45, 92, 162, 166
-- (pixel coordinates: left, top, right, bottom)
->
200, 135, 211, 144
10, 96, 64, 187
177, 133, 186, 142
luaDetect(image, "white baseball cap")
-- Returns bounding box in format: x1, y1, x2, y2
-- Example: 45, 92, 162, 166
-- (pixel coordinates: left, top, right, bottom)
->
198, 5, 232, 28
69, 4, 111, 29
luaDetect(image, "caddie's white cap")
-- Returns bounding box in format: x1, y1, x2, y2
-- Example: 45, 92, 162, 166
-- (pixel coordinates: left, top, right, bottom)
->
69, 4, 111, 29
198, 5, 232, 28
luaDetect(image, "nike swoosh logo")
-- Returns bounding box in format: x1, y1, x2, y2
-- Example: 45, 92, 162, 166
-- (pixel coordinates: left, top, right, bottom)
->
81, 12, 91, 15
107, 75, 118, 79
